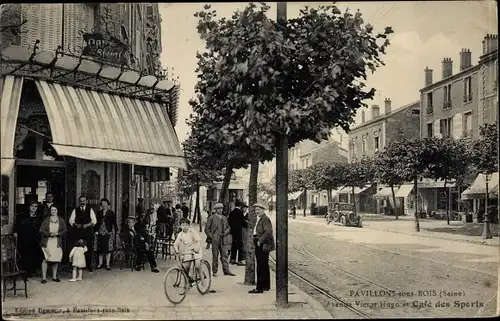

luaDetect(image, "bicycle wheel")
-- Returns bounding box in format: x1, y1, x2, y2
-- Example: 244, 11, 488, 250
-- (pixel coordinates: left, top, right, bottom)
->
195, 260, 212, 295
164, 267, 189, 305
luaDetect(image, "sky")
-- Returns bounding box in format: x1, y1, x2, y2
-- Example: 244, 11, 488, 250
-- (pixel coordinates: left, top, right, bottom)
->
159, 1, 498, 144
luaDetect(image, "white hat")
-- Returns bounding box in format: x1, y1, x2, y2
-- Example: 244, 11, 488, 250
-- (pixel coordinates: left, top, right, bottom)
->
253, 203, 266, 210
213, 203, 224, 209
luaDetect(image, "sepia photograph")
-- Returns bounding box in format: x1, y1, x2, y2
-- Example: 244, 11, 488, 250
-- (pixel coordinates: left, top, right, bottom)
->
0, 1, 498, 319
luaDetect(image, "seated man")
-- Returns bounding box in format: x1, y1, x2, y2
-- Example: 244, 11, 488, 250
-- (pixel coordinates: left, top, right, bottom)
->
123, 216, 160, 273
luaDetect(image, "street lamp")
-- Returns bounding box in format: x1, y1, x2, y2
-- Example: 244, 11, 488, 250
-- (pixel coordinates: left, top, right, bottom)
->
481, 172, 492, 240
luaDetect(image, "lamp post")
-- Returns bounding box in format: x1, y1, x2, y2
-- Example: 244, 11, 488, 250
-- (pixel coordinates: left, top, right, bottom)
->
481, 172, 492, 240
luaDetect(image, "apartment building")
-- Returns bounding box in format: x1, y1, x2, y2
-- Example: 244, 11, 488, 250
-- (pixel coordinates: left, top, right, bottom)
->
420, 34, 498, 217
347, 99, 421, 214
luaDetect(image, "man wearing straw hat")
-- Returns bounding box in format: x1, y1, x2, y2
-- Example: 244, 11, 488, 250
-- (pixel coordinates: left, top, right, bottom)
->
249, 203, 274, 294
205, 203, 235, 277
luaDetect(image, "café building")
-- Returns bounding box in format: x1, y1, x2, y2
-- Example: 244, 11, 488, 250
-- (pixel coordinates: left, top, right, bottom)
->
0, 43, 186, 242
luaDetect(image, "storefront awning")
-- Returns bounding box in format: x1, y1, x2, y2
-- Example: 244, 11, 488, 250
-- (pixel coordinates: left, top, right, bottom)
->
417, 178, 456, 189
35, 80, 186, 169
395, 184, 413, 198
373, 187, 393, 199
461, 173, 499, 200
288, 191, 303, 200
1, 75, 24, 176
338, 185, 371, 195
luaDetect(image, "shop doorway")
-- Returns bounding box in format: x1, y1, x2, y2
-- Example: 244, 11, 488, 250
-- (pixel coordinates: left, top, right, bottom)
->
15, 164, 67, 224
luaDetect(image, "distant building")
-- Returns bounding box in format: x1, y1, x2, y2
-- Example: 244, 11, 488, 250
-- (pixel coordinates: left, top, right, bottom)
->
420, 34, 498, 217
347, 99, 421, 214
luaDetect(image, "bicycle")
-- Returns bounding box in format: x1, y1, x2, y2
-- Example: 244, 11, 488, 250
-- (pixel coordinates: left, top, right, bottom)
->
163, 251, 212, 304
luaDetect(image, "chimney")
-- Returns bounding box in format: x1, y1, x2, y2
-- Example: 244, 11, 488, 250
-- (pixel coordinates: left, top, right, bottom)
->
371, 105, 380, 119
441, 57, 453, 79
384, 98, 392, 114
482, 34, 498, 55
361, 110, 365, 123
459, 48, 472, 71
424, 67, 433, 86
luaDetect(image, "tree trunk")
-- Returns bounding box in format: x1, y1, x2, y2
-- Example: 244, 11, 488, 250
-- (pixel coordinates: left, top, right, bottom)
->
391, 185, 398, 220
303, 188, 307, 217
219, 162, 234, 215
351, 186, 356, 213
275, 134, 288, 307
244, 152, 260, 285
444, 179, 449, 225
195, 182, 201, 232
414, 178, 420, 232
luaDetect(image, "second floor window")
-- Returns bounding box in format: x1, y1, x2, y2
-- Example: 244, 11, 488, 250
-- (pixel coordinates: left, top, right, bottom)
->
443, 84, 451, 102
427, 122, 433, 138
427, 92, 433, 108
464, 77, 472, 102
374, 136, 380, 150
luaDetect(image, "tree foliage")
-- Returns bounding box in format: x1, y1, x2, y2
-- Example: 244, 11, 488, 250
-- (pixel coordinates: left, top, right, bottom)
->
344, 156, 374, 189
469, 123, 498, 173
288, 169, 311, 193
0, 4, 25, 50
194, 3, 393, 152
307, 161, 346, 192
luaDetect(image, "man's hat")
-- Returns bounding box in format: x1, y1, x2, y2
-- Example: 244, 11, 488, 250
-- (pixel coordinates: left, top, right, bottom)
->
241, 202, 248, 208
127, 216, 138, 221
213, 203, 224, 209
253, 203, 266, 210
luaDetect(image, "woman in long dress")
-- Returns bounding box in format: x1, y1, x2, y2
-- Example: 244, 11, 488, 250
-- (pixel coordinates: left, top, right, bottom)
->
39, 206, 67, 283
94, 198, 118, 270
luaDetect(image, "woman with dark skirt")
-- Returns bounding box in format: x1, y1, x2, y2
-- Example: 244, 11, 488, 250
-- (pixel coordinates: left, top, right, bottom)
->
94, 198, 118, 270
16, 201, 44, 278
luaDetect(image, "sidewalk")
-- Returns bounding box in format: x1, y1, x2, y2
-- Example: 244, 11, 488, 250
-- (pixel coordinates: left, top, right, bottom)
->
286, 213, 499, 247
2, 226, 331, 320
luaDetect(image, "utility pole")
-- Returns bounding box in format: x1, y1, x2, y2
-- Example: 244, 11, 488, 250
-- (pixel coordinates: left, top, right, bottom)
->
276, 1, 288, 309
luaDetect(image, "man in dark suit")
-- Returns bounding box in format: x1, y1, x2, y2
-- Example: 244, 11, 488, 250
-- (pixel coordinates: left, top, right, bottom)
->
69, 196, 97, 271
40, 192, 57, 218
228, 199, 247, 265
157, 200, 168, 223
249, 203, 275, 294
181, 202, 190, 219
122, 216, 160, 273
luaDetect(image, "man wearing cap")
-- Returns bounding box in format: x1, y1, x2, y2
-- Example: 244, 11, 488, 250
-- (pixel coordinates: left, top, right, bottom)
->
122, 216, 160, 273
205, 203, 235, 277
249, 203, 275, 294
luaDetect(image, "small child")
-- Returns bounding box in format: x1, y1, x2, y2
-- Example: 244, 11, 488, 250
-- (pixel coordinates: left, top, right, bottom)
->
69, 239, 87, 282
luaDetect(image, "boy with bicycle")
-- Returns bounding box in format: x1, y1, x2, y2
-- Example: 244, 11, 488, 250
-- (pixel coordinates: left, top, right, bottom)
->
173, 218, 205, 288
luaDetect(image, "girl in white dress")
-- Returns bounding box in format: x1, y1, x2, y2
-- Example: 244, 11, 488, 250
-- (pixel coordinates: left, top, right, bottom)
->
174, 218, 204, 286
69, 239, 87, 281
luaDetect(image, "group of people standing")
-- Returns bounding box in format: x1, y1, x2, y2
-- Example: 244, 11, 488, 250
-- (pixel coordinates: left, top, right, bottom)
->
15, 193, 165, 283
205, 199, 275, 294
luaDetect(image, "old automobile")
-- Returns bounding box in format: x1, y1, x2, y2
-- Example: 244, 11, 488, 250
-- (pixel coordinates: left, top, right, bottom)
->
326, 202, 362, 227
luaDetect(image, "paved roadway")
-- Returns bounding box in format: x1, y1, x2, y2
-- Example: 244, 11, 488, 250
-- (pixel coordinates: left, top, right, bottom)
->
269, 214, 498, 319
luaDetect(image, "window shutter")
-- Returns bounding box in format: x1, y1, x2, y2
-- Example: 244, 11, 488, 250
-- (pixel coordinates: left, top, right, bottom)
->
453, 113, 463, 139
434, 120, 441, 138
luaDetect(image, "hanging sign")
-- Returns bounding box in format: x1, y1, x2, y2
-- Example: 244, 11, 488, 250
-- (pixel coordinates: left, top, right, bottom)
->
82, 33, 130, 66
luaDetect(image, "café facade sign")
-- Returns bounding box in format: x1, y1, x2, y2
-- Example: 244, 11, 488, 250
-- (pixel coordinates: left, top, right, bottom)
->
82, 33, 130, 66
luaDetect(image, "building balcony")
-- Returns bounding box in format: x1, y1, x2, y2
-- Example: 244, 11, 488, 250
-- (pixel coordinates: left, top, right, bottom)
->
442, 101, 452, 110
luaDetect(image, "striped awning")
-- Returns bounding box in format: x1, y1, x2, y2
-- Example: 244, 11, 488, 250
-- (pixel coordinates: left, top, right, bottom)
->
288, 191, 303, 200
35, 80, 186, 169
1, 75, 24, 176
373, 187, 393, 199
395, 184, 413, 198
338, 185, 371, 195
461, 173, 499, 200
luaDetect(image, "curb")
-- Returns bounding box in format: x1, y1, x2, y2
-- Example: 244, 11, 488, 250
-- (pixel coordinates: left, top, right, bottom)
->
268, 258, 333, 318
363, 225, 499, 247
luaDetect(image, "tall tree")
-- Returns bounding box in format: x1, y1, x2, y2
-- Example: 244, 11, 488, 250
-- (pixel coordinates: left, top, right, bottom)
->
307, 161, 347, 205
469, 123, 498, 173
194, 2, 393, 300
288, 169, 311, 216
422, 137, 471, 225
344, 156, 374, 213
373, 147, 408, 220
